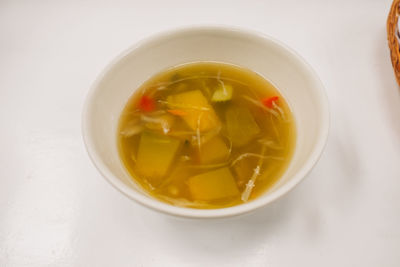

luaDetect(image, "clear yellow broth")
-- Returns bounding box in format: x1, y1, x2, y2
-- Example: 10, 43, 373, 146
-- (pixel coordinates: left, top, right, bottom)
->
117, 62, 296, 209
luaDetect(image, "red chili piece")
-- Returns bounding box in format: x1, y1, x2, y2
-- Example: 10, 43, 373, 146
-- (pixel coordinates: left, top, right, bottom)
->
262, 96, 279, 108
139, 95, 155, 112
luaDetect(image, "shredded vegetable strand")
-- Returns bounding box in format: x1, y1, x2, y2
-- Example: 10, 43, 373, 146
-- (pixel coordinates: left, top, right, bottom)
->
242, 95, 280, 118
187, 162, 228, 169
141, 114, 170, 134
231, 153, 283, 167
241, 145, 267, 202
148, 110, 166, 116
241, 166, 260, 202
227, 137, 233, 158
196, 112, 203, 151
167, 131, 197, 137
142, 178, 155, 191
157, 195, 211, 208
158, 100, 210, 111
192, 125, 222, 146
154, 76, 204, 87
216, 76, 249, 86
153, 75, 249, 88
167, 109, 186, 116
257, 139, 283, 150
217, 71, 227, 94
272, 101, 286, 121
180, 155, 191, 161
120, 124, 143, 137
270, 113, 281, 141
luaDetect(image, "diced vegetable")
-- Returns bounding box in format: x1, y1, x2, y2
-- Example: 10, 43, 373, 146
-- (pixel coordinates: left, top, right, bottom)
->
166, 90, 220, 132
225, 106, 260, 147
197, 137, 230, 164
136, 131, 181, 185
139, 95, 155, 112
187, 167, 239, 200
262, 96, 279, 108
211, 84, 233, 102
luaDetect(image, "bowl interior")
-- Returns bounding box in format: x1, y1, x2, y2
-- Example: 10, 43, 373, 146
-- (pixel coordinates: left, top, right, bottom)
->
83, 27, 329, 218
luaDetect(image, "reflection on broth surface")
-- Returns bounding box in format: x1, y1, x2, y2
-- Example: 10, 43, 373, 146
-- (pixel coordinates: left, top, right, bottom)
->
118, 62, 296, 209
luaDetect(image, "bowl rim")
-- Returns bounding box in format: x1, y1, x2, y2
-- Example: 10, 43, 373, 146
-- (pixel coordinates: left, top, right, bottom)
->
82, 25, 330, 219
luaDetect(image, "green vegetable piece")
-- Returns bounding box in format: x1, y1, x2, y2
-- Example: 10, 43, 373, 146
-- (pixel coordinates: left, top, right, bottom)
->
211, 84, 233, 102
187, 167, 239, 200
225, 106, 260, 147
198, 137, 230, 164
136, 131, 181, 185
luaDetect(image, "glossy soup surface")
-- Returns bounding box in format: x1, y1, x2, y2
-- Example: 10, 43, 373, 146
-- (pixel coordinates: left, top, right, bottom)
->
118, 62, 296, 209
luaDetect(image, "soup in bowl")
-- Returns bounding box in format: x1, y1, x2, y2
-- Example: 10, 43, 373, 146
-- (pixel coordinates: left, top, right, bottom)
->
82, 26, 329, 218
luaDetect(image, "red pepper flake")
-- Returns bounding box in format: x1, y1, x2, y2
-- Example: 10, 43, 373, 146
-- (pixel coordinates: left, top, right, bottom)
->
139, 95, 155, 112
262, 96, 279, 108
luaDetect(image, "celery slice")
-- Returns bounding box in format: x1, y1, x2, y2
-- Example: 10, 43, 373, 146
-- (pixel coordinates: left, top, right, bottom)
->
211, 84, 233, 102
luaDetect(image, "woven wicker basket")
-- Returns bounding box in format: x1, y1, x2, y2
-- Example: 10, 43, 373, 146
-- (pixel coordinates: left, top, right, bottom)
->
388, 0, 400, 85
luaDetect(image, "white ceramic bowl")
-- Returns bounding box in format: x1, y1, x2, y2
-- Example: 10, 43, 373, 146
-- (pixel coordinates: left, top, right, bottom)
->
82, 26, 329, 219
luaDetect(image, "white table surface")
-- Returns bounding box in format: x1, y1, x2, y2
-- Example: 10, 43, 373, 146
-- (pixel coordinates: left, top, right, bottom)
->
1, 0, 399, 266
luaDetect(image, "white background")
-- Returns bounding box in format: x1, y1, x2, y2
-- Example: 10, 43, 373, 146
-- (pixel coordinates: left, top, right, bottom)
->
1, 0, 399, 266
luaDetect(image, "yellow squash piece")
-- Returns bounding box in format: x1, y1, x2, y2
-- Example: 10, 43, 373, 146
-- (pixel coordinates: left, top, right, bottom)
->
166, 90, 220, 132
198, 137, 230, 164
187, 167, 239, 200
136, 131, 181, 185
